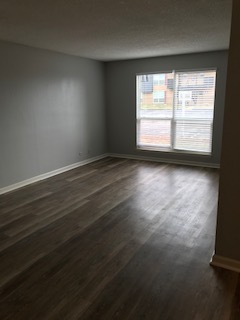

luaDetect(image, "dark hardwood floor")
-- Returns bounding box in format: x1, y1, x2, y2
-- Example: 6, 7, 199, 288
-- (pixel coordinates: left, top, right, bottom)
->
0, 157, 239, 319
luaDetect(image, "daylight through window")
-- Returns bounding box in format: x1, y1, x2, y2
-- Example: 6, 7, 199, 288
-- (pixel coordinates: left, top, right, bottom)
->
136, 70, 217, 154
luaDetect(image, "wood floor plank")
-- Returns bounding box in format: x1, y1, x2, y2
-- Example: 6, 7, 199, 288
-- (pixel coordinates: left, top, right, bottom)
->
230, 277, 240, 320
0, 160, 165, 285
0, 157, 239, 320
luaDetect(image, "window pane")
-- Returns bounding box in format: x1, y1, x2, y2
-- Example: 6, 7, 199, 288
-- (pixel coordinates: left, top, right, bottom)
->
174, 121, 212, 153
137, 73, 174, 119
174, 71, 216, 120
137, 119, 171, 148
173, 70, 216, 154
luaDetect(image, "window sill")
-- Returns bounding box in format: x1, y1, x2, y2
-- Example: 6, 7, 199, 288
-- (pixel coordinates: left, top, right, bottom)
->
136, 146, 212, 157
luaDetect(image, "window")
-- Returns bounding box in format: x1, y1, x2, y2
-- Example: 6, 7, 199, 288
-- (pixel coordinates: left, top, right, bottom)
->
153, 74, 165, 85
141, 75, 153, 93
153, 91, 165, 104
136, 70, 217, 154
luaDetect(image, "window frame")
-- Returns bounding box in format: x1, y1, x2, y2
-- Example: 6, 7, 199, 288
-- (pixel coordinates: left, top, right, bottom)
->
136, 68, 217, 156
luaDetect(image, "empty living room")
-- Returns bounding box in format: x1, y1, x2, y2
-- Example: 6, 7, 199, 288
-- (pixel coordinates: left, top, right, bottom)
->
0, 0, 240, 319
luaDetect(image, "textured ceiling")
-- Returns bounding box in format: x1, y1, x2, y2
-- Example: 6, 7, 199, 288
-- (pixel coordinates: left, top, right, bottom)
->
0, 0, 233, 61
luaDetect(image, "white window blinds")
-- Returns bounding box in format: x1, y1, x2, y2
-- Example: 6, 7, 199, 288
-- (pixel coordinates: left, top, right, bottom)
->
136, 69, 217, 154
173, 71, 216, 153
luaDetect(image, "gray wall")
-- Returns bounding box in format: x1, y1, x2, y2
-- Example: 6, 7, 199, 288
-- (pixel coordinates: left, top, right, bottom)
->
0, 45, 228, 189
0, 41, 106, 189
106, 51, 228, 166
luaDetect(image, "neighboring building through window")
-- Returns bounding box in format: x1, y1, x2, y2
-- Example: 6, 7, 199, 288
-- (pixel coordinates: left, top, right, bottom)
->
136, 70, 217, 154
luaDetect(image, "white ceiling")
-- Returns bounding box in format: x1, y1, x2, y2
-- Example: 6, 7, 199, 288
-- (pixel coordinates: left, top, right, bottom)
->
0, 0, 233, 61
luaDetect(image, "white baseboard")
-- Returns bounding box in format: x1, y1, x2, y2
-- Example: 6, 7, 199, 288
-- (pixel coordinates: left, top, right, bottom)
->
108, 153, 220, 169
0, 154, 108, 195
0, 152, 218, 195
210, 253, 240, 273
